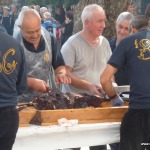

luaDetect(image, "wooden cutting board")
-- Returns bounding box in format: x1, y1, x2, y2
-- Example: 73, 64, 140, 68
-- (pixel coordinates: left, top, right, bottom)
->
35, 106, 128, 126
18, 101, 129, 126
19, 106, 36, 127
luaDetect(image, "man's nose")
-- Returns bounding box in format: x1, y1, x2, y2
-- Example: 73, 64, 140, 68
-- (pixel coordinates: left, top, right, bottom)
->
32, 32, 38, 37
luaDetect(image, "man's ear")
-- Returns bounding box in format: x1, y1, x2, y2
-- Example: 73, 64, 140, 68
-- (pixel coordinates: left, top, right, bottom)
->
85, 19, 89, 26
131, 26, 137, 34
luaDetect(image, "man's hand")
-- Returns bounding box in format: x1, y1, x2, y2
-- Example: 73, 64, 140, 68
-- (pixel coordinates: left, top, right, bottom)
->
28, 78, 49, 92
88, 83, 104, 97
55, 72, 71, 85
111, 96, 124, 107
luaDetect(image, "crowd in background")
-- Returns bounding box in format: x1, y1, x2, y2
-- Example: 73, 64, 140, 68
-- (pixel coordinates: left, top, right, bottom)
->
0, 2, 149, 47
0, 3, 74, 48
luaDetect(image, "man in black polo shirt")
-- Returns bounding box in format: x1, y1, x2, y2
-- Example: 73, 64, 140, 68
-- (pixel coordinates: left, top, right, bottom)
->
109, 12, 134, 86
0, 31, 27, 150
13, 9, 71, 102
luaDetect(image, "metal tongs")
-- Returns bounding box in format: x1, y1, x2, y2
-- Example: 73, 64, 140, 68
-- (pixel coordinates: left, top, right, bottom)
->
16, 102, 34, 111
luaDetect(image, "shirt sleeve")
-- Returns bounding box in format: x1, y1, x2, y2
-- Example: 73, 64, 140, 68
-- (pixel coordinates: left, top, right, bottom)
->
108, 39, 128, 70
16, 44, 28, 95
51, 34, 65, 69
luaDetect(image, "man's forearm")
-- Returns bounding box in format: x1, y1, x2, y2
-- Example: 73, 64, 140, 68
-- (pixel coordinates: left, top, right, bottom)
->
67, 71, 91, 91
100, 64, 118, 97
101, 80, 117, 98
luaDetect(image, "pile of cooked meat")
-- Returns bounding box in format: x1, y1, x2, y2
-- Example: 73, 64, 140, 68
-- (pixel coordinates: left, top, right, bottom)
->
32, 88, 107, 110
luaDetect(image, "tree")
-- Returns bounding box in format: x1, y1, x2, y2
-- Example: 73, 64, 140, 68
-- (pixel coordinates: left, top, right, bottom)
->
0, 0, 13, 5
24, 0, 79, 7
11, 0, 132, 39
73, 0, 132, 39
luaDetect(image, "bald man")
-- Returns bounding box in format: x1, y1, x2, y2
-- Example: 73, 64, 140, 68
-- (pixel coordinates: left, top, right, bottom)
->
13, 9, 71, 102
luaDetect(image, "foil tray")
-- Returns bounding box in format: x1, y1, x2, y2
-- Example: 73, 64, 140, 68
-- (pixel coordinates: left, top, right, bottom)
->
114, 85, 130, 94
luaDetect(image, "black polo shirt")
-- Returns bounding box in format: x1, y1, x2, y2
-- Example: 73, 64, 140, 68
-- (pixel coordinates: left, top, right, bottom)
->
109, 38, 116, 52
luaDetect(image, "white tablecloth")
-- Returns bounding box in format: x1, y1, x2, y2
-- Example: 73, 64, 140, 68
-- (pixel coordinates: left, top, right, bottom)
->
13, 122, 121, 150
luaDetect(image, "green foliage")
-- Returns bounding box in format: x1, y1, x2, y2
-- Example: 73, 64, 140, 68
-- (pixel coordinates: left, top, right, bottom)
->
25, 0, 79, 7
25, 0, 44, 6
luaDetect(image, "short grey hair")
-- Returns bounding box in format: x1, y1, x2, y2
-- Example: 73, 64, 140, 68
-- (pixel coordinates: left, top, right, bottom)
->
21, 6, 29, 11
116, 12, 134, 23
116, 12, 134, 32
40, 7, 48, 13
81, 4, 105, 28
17, 9, 41, 26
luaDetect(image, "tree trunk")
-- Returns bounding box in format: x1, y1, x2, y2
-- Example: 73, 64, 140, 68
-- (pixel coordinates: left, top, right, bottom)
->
73, 0, 131, 39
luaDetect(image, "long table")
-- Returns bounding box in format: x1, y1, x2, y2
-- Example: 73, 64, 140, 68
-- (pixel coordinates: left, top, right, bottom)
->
13, 122, 120, 150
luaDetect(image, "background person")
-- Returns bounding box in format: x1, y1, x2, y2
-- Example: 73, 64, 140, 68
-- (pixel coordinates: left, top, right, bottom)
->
39, 7, 48, 23
42, 11, 57, 36
109, 12, 134, 86
34, 5, 40, 14
54, 6, 65, 25
127, 2, 137, 15
13, 5, 30, 38
9, 4, 19, 31
60, 11, 74, 47
109, 11, 134, 150
1, 6, 13, 35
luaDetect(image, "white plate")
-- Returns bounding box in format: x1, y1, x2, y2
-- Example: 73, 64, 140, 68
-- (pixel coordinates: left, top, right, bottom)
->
114, 85, 130, 94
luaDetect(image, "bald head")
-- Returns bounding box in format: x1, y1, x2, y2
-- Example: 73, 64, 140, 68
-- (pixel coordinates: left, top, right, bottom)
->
18, 9, 41, 27
18, 9, 42, 46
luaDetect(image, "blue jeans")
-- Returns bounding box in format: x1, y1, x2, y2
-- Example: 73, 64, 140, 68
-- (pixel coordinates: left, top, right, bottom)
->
0, 106, 19, 150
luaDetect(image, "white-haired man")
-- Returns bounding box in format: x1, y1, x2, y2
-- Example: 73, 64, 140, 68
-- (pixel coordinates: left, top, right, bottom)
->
61, 4, 118, 150
39, 6, 48, 23
109, 12, 134, 86
108, 11, 134, 150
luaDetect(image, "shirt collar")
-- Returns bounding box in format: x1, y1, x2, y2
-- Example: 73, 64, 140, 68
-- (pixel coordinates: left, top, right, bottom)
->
22, 35, 45, 53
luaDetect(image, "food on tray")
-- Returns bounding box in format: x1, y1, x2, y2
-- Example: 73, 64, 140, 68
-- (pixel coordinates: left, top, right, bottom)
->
32, 88, 106, 110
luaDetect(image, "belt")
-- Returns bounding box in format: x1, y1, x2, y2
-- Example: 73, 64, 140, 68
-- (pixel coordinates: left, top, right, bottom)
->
0, 106, 16, 112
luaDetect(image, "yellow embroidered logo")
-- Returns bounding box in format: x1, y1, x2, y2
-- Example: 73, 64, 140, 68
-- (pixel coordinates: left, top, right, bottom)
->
137, 39, 150, 60
0, 49, 17, 74
43, 52, 50, 63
